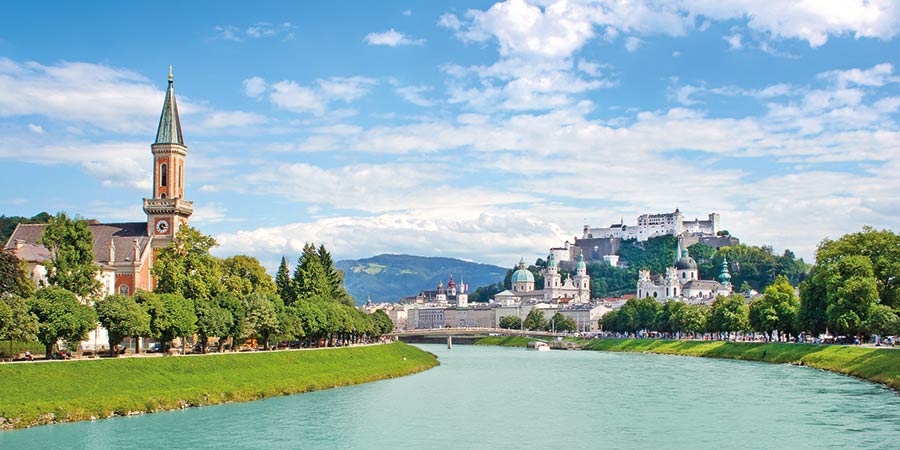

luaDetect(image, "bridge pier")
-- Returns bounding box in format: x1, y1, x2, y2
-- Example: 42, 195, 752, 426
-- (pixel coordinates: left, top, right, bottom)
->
448, 335, 452, 349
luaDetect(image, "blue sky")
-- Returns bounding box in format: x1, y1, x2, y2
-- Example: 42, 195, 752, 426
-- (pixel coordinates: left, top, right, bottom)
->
2, 0, 900, 270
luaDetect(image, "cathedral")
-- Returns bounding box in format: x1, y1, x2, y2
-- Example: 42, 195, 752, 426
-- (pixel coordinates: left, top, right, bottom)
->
636, 249, 733, 304
495, 254, 591, 306
5, 68, 193, 297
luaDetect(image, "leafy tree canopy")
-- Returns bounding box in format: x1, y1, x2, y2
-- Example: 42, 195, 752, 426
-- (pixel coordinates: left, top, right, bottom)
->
40, 212, 100, 298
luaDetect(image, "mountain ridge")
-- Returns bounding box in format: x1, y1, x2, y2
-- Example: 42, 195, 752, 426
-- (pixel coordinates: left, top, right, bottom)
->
336, 254, 507, 304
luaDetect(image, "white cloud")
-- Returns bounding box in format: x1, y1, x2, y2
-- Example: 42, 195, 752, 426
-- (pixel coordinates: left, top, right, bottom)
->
215, 22, 296, 42
402, 10, 412, 17
214, 208, 568, 267
624, 36, 642, 52
817, 63, 900, 88
364, 29, 425, 46
724, 33, 742, 49
395, 85, 435, 107
260, 76, 376, 115
243, 76, 267, 97
27, 123, 45, 134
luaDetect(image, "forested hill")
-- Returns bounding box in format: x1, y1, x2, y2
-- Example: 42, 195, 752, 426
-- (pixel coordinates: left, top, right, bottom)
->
336, 254, 507, 303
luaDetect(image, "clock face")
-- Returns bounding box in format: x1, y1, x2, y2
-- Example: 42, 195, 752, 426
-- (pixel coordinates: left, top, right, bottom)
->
156, 219, 170, 234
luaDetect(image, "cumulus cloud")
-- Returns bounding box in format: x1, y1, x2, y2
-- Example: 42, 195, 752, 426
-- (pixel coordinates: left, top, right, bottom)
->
215, 22, 296, 42
250, 76, 376, 115
364, 29, 425, 46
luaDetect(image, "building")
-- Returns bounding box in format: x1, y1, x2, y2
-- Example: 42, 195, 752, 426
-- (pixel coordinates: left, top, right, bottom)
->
495, 254, 591, 306
3, 69, 193, 350
636, 249, 733, 304
583, 209, 719, 242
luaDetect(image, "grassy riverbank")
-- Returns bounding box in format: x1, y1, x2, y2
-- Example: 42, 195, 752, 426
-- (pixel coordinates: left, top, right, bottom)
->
0, 342, 437, 430
475, 336, 899, 391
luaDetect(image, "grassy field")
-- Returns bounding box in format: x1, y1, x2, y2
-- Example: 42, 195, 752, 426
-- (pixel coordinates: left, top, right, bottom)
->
0, 342, 438, 429
475, 337, 900, 392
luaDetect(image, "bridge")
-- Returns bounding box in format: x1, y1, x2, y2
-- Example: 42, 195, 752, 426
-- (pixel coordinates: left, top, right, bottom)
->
392, 328, 563, 345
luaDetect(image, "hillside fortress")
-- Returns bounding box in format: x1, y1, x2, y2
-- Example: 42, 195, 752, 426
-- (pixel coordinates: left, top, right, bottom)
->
583, 209, 718, 242
550, 209, 738, 266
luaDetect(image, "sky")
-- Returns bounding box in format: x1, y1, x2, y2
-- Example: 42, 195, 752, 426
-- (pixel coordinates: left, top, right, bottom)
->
1, 0, 899, 271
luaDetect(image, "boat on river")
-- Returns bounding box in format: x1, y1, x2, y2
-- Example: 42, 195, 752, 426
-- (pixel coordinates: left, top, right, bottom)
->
527, 341, 550, 351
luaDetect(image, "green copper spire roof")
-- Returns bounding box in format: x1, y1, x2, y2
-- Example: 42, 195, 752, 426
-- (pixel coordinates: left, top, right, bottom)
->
155, 66, 184, 145
718, 256, 732, 285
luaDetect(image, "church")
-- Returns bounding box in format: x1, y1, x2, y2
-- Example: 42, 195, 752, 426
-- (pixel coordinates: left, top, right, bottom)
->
636, 249, 733, 304
5, 69, 193, 297
494, 254, 591, 306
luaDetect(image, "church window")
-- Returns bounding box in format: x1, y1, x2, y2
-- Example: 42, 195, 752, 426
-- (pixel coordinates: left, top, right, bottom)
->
682, 272, 686, 279
118, 284, 130, 295
160, 163, 168, 187
160, 193, 166, 199
653, 292, 657, 298
179, 164, 183, 188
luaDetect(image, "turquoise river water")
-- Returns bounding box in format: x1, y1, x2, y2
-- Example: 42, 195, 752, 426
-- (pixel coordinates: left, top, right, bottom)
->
1, 344, 899, 449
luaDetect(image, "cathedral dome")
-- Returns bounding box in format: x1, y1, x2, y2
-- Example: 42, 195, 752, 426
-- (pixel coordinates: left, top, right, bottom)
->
675, 255, 698, 270
512, 257, 535, 283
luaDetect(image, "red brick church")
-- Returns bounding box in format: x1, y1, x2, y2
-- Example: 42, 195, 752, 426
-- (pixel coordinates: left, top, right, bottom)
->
5, 69, 193, 297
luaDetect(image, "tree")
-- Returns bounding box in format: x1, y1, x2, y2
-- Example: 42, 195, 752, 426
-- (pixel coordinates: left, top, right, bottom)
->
94, 294, 150, 356
28, 286, 97, 356
499, 315, 522, 330
547, 312, 576, 332
216, 292, 246, 352
0, 249, 34, 298
244, 292, 279, 350
293, 243, 330, 301
866, 304, 900, 338
824, 255, 878, 338
657, 300, 685, 335
0, 295, 39, 356
708, 294, 749, 338
523, 309, 546, 331
144, 292, 197, 354
0, 212, 50, 244
40, 212, 100, 298
372, 309, 394, 335
318, 244, 354, 307
221, 255, 276, 298
676, 304, 708, 336
152, 226, 222, 303
798, 269, 829, 335
814, 227, 900, 309
619, 297, 661, 333
749, 276, 799, 340
194, 297, 234, 353
275, 256, 294, 304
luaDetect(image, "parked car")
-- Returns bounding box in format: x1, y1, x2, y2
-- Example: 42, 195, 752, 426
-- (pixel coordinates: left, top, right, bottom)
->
147, 343, 161, 353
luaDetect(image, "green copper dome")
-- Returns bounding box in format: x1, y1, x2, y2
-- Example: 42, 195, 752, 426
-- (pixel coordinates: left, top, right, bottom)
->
511, 257, 535, 283
576, 254, 586, 271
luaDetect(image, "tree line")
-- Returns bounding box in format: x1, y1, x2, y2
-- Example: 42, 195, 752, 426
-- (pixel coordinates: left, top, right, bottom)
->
0, 212, 393, 358
498, 310, 577, 332
600, 228, 900, 341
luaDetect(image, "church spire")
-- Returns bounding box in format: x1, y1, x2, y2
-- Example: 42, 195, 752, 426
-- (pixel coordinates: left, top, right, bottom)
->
155, 66, 184, 145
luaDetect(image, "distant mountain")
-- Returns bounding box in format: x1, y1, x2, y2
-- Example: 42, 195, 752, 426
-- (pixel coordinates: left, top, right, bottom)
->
336, 254, 508, 304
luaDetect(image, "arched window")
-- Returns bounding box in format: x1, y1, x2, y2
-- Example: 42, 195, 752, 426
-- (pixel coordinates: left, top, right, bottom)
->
160, 163, 167, 187
118, 284, 130, 295
160, 193, 166, 199
653, 292, 658, 298
179, 165, 183, 188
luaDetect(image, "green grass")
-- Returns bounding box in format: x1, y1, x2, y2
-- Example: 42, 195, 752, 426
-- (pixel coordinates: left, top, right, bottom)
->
0, 342, 437, 429
475, 336, 900, 392
581, 339, 900, 391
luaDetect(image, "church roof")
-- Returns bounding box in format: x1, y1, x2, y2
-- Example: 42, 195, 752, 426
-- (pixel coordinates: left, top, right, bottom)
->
4, 222, 151, 266
511, 267, 535, 283
155, 69, 184, 145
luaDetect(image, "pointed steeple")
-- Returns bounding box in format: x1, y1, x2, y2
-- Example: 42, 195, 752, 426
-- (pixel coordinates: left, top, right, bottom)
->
155, 66, 184, 145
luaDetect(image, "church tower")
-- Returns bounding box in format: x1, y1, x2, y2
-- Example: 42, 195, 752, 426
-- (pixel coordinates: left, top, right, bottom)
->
573, 253, 590, 303
143, 67, 193, 249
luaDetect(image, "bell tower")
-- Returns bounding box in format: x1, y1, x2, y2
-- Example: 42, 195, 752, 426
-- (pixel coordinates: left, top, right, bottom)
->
143, 66, 193, 249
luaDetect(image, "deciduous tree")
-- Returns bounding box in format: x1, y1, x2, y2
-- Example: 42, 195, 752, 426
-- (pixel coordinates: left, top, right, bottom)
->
40, 212, 100, 298
28, 286, 97, 356
95, 294, 151, 356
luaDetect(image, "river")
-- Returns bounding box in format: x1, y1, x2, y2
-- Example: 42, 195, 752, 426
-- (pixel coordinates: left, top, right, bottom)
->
1, 344, 898, 449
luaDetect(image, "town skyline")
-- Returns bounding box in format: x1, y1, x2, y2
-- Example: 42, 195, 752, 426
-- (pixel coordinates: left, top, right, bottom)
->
2, 1, 899, 269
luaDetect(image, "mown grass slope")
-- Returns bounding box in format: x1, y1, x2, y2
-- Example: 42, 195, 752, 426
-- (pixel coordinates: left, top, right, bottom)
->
0, 342, 437, 429
582, 339, 900, 391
